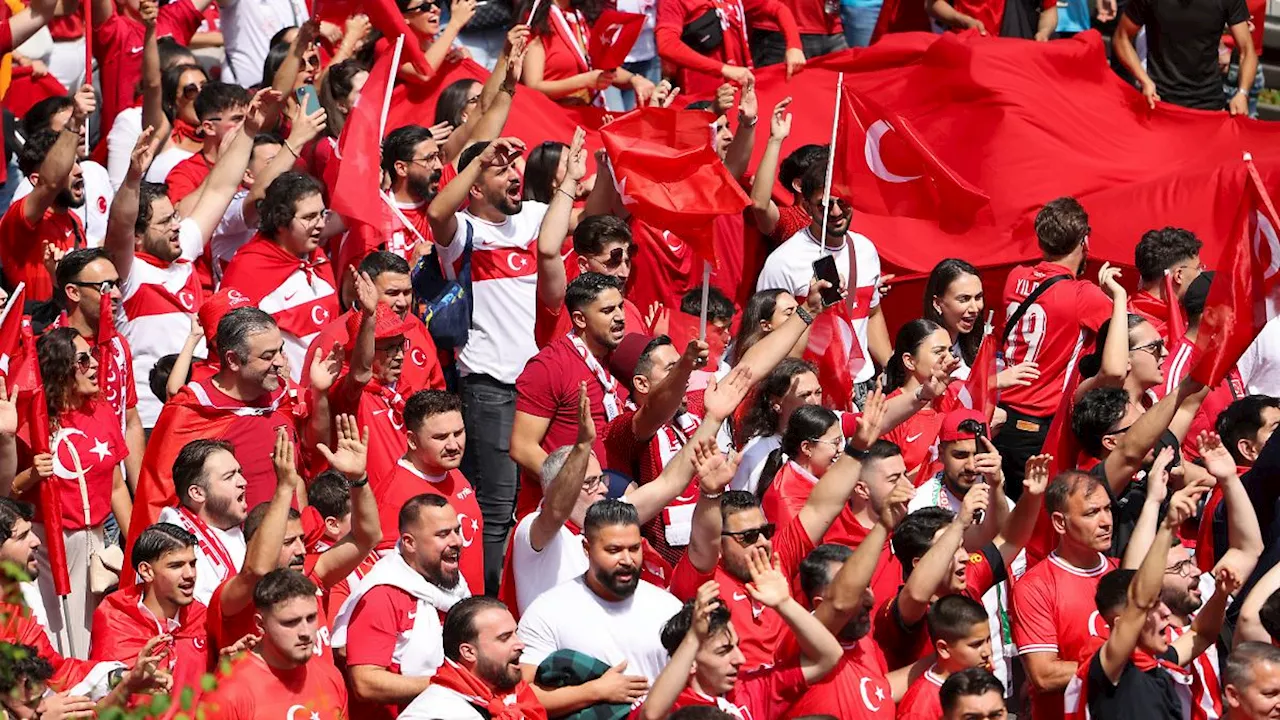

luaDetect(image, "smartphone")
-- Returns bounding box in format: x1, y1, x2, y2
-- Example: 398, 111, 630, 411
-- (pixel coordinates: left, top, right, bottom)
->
811, 254, 844, 307
296, 86, 322, 117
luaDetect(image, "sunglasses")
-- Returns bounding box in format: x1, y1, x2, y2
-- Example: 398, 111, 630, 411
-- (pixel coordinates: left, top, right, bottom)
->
403, 1, 438, 15
302, 54, 321, 70
721, 523, 776, 545
600, 245, 638, 268
70, 279, 120, 294
75, 352, 94, 371
181, 82, 202, 100
1130, 339, 1165, 357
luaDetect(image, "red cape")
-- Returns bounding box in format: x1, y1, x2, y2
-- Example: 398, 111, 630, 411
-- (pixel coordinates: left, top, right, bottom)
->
220, 236, 338, 305
0, 598, 94, 691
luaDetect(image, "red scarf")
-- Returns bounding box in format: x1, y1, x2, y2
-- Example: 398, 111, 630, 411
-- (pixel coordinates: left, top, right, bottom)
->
171, 118, 202, 144
174, 506, 236, 576
219, 235, 336, 303
430, 659, 548, 720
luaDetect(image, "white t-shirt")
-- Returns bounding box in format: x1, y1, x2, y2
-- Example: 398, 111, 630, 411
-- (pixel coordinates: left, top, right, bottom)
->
156, 506, 246, 606
13, 160, 113, 247
614, 0, 656, 61
400, 685, 488, 720
730, 433, 781, 495
1238, 315, 1280, 396
756, 228, 882, 383
439, 202, 548, 384
220, 0, 309, 87
146, 147, 195, 183
106, 107, 143, 191
510, 510, 589, 615
211, 190, 255, 285
517, 576, 682, 682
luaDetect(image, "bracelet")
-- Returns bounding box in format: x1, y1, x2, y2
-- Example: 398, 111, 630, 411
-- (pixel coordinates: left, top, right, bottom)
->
701, 490, 724, 499
347, 475, 369, 488
739, 113, 758, 128
282, 142, 299, 158
795, 307, 814, 326
501, 83, 517, 97
556, 186, 576, 202
844, 440, 870, 460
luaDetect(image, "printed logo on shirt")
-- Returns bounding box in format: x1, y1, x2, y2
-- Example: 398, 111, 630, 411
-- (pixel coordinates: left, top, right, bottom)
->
409, 346, 428, 367
969, 553, 983, 565
456, 487, 472, 500
458, 512, 479, 547
905, 433, 923, 443
97, 196, 107, 214
732, 592, 747, 601
860, 678, 887, 711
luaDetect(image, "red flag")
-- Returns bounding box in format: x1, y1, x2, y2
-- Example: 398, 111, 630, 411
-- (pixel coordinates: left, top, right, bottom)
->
329, 39, 400, 238
312, 0, 431, 76
832, 84, 989, 222
1161, 270, 1188, 347
1025, 366, 1084, 567
0, 284, 26, 385
20, 323, 70, 597
803, 307, 864, 412
588, 10, 645, 71
667, 311, 727, 368
95, 291, 115, 396
599, 108, 749, 268
1191, 155, 1280, 386
958, 317, 999, 423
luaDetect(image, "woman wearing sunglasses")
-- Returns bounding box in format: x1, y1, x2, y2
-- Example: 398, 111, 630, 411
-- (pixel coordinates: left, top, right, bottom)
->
1075, 264, 1170, 410
142, 62, 209, 183
754, 403, 843, 528
14, 328, 130, 656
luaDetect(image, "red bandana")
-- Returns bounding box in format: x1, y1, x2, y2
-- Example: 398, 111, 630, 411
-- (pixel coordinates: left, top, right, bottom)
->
430, 659, 548, 720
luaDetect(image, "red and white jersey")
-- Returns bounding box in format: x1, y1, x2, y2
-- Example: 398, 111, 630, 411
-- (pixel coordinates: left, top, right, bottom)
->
439, 202, 548, 384
385, 198, 433, 261
756, 228, 882, 383
157, 505, 246, 606
256, 262, 338, 383
119, 218, 205, 426
1000, 261, 1111, 416
372, 460, 484, 594
1012, 551, 1118, 720
96, 334, 137, 430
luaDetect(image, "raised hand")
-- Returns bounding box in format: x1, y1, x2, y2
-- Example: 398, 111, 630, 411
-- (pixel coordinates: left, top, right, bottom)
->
1165, 474, 1213, 528
71, 84, 96, 123
1098, 262, 1125, 300
681, 338, 710, 369
851, 383, 887, 451
713, 83, 736, 116
343, 14, 372, 44
287, 104, 328, 146
309, 341, 343, 392
738, 80, 758, 124
702, 366, 753, 421
1216, 564, 1243, 598
245, 88, 285, 136
692, 440, 737, 496
1197, 430, 1238, 481
271, 427, 301, 489
878, 477, 915, 530
575, 382, 596, 446
565, 127, 588, 183
745, 549, 791, 608
139, 0, 158, 28
770, 97, 793, 140
428, 121, 454, 143
352, 268, 379, 316
450, 0, 478, 28
1146, 445, 1175, 506
122, 634, 172, 693
1022, 454, 1053, 497
316, 414, 370, 481
219, 633, 260, 658
692, 580, 722, 640
479, 137, 525, 168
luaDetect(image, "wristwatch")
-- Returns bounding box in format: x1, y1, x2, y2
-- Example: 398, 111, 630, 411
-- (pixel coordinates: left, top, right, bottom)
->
844, 439, 870, 460
795, 307, 814, 326
348, 475, 370, 488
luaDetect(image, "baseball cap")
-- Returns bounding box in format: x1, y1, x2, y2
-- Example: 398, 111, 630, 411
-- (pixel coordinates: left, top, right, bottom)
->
938, 408, 987, 443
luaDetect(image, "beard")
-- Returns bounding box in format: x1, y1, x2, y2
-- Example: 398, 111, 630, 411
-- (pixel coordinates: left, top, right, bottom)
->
839, 609, 872, 643
425, 557, 461, 590
592, 563, 640, 599
57, 187, 84, 209
203, 492, 243, 528
143, 234, 181, 263
476, 653, 522, 691
1160, 584, 1202, 617
408, 169, 442, 202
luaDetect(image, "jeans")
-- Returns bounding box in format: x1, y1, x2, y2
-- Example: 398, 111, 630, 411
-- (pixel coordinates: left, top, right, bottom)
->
750, 29, 849, 66
604, 56, 662, 112
457, 27, 509, 72
459, 373, 519, 595
840, 4, 882, 47
1225, 63, 1266, 119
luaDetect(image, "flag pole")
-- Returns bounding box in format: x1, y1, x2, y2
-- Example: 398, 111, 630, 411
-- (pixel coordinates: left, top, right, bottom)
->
698, 261, 711, 340
819, 73, 844, 256
83, 0, 92, 157
378, 35, 405, 213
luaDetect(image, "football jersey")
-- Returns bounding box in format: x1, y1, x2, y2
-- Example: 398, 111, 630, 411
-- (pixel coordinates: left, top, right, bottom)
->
1000, 261, 1111, 416
784, 636, 894, 720
1012, 551, 1118, 720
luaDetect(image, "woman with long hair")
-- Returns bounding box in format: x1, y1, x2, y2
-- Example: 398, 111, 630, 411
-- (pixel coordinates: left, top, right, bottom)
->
143, 62, 209, 182
923, 258, 1039, 388
728, 289, 800, 368
755, 404, 841, 527
435, 78, 483, 129
308, 60, 369, 184
881, 318, 961, 482
517, 0, 655, 108
732, 358, 822, 494
15, 328, 130, 656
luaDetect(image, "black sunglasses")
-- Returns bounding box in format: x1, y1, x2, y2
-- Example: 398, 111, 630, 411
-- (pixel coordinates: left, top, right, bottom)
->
602, 244, 638, 268
70, 279, 120, 294
75, 351, 94, 370
721, 523, 776, 545
181, 82, 202, 100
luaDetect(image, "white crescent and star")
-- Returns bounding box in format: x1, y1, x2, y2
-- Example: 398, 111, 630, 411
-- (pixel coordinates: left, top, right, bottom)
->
600, 22, 625, 47
178, 290, 196, 311
1253, 209, 1280, 282
865, 120, 921, 184
285, 705, 320, 720
661, 231, 684, 255
458, 512, 479, 547
51, 428, 88, 480
507, 252, 529, 272
410, 347, 427, 367
859, 677, 885, 712
311, 306, 331, 327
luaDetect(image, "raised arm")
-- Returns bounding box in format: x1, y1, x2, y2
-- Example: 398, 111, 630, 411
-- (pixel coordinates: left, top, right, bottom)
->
966, 436, 1007, 549
6, 0, 58, 50
270, 20, 318, 99
345, 271, 379, 388
1120, 447, 1173, 569
797, 387, 887, 541
428, 137, 525, 246
1200, 431, 1264, 564
683, 440, 736, 573
449, 27, 528, 158
528, 384, 593, 551
25, 87, 93, 225
993, 454, 1051, 564
1172, 566, 1239, 665
313, 416, 382, 584
138, 0, 170, 155
631, 339, 708, 441
1102, 377, 1208, 494
535, 128, 584, 308
1238, 558, 1280, 645
897, 488, 987, 627
243, 105, 327, 228
745, 547, 841, 683
732, 278, 825, 384
105, 127, 160, 281
723, 82, 757, 181
749, 97, 791, 236
1075, 265, 1129, 398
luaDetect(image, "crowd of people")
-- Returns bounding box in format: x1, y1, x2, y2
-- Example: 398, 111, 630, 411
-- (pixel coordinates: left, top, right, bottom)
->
0, 0, 1271, 717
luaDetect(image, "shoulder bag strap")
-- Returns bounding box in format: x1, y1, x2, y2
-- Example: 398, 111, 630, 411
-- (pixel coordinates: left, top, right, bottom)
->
999, 274, 1072, 348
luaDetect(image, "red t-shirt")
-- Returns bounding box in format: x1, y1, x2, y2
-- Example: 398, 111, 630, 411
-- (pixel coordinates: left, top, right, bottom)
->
881, 388, 944, 484
514, 333, 629, 517
373, 461, 484, 593
0, 196, 84, 300
344, 584, 420, 720
897, 668, 946, 720
93, 0, 204, 144
332, 373, 407, 487
753, 0, 841, 41
164, 152, 213, 203
633, 663, 808, 720
208, 563, 333, 665
25, 401, 128, 530
655, 0, 800, 96
872, 542, 1008, 670
1012, 551, 1118, 720
1000, 261, 1112, 417
953, 0, 1052, 37
784, 635, 894, 719
194, 378, 298, 510
773, 204, 811, 244
669, 515, 814, 670
199, 652, 347, 719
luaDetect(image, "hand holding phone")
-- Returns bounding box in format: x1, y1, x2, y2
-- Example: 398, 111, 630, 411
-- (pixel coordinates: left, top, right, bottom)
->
296, 86, 322, 117
811, 254, 843, 307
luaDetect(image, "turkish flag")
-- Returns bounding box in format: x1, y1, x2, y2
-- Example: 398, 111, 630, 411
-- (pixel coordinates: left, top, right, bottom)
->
0, 284, 25, 385
957, 322, 999, 423
1161, 270, 1187, 347
311, 0, 432, 75
1025, 366, 1084, 567
832, 84, 990, 222
667, 311, 728, 368
1191, 156, 1280, 387
588, 10, 645, 71
96, 291, 116, 397
329, 41, 399, 238
17, 323, 70, 597
600, 108, 750, 268
804, 307, 864, 412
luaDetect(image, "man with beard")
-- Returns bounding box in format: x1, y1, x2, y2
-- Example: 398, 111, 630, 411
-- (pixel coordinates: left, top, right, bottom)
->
400, 596, 546, 720
107, 92, 276, 428
512, 273, 629, 526
208, 421, 380, 666
517, 500, 683, 713
155, 439, 249, 605
126, 308, 300, 557
0, 86, 95, 301
427, 137, 550, 594
302, 251, 444, 424
634, 555, 842, 720
199, 569, 348, 718
995, 197, 1113, 497
334, 494, 472, 720
373, 125, 446, 262
48, 249, 144, 489
220, 171, 342, 381
90, 523, 210, 713
1223, 643, 1280, 720
375, 390, 483, 594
